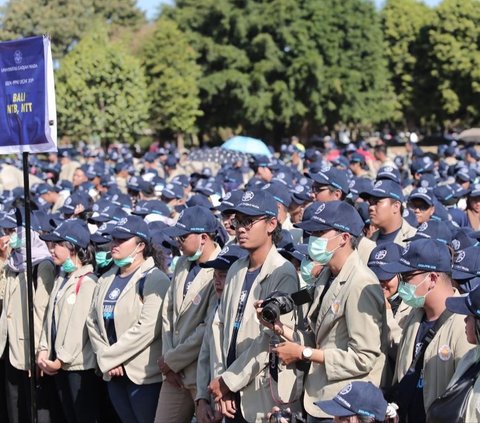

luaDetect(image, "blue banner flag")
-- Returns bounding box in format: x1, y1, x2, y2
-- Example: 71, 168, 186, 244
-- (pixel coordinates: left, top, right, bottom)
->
0, 35, 57, 154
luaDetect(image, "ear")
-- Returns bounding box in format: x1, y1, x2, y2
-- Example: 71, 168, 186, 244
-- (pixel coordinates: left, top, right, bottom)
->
266, 217, 278, 234
340, 232, 350, 246
427, 272, 439, 290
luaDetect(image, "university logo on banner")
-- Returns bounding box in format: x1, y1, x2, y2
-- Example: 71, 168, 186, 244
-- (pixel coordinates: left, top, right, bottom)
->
0, 35, 57, 154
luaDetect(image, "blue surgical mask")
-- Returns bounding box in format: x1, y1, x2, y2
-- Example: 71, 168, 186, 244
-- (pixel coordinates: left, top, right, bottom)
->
95, 251, 112, 268
187, 237, 203, 262
308, 234, 341, 265
300, 258, 316, 284
113, 245, 139, 268
398, 274, 430, 308
61, 257, 77, 273
9, 232, 22, 249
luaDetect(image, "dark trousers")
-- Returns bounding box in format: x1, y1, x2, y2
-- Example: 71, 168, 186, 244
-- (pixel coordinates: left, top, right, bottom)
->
107, 375, 161, 423
4, 359, 63, 423
54, 369, 100, 423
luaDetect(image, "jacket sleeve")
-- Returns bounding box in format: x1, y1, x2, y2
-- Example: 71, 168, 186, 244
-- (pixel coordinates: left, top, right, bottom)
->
163, 286, 217, 373
323, 281, 384, 381
86, 282, 110, 354
56, 276, 97, 365
161, 271, 177, 356
33, 261, 55, 348
195, 313, 214, 401
221, 268, 298, 393
96, 270, 168, 372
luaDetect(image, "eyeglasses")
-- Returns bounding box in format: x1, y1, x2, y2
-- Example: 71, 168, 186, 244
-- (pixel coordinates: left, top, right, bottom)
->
231, 216, 268, 230
407, 202, 431, 212
312, 184, 330, 194
367, 197, 389, 206
398, 271, 427, 284
175, 233, 195, 243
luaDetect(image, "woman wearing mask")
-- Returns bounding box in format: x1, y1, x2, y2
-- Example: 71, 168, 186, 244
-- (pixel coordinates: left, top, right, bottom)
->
37, 219, 100, 423
87, 215, 170, 423
0, 209, 57, 423
426, 286, 480, 422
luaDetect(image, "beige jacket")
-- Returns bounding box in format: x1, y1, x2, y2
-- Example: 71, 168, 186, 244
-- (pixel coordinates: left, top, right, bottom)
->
39, 265, 98, 371
300, 250, 387, 418
87, 258, 169, 384
161, 245, 221, 388
210, 245, 302, 422
0, 260, 55, 370
394, 302, 474, 411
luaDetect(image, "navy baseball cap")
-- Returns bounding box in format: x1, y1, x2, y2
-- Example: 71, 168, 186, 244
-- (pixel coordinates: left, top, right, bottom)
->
162, 182, 184, 200
433, 185, 456, 205
36, 183, 55, 196
405, 220, 453, 244
234, 190, 278, 217
291, 182, 313, 204
165, 206, 219, 237
109, 193, 132, 210
171, 174, 190, 188
452, 246, 480, 280
451, 228, 477, 252
214, 190, 244, 213
381, 239, 452, 274
132, 200, 170, 217
315, 381, 388, 421
368, 243, 403, 281
127, 176, 154, 195
360, 179, 404, 202
446, 285, 480, 317
0, 208, 20, 229
90, 222, 116, 244
349, 177, 373, 200
109, 215, 150, 241
200, 245, 248, 270
376, 166, 401, 184
349, 152, 365, 164
469, 183, 480, 198
294, 201, 364, 237
59, 192, 93, 215
40, 219, 91, 249
262, 181, 292, 208
307, 165, 349, 194
186, 194, 212, 208
408, 187, 435, 206
90, 205, 128, 223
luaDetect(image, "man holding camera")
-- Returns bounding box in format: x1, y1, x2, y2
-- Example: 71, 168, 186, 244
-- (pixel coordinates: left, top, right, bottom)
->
208, 190, 301, 422
258, 201, 387, 422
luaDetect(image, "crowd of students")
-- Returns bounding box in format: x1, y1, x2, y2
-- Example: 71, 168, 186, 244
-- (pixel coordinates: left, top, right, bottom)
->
0, 138, 479, 423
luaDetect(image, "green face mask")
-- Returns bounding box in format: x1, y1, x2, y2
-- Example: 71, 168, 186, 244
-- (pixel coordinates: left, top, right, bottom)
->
187, 237, 203, 262
398, 273, 430, 308
9, 232, 22, 249
95, 251, 112, 268
61, 257, 77, 273
113, 245, 139, 268
300, 258, 315, 284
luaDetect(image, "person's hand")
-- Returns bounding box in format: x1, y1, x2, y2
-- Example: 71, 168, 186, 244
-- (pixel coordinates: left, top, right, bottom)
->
254, 300, 284, 335
267, 406, 291, 423
216, 392, 236, 419
208, 377, 230, 402
108, 366, 124, 377
272, 341, 303, 365
386, 403, 399, 419
157, 356, 171, 374
196, 399, 216, 423
164, 370, 184, 389
41, 359, 61, 376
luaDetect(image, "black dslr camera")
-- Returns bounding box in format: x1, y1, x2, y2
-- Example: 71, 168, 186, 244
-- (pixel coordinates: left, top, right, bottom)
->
261, 286, 315, 324
269, 409, 305, 423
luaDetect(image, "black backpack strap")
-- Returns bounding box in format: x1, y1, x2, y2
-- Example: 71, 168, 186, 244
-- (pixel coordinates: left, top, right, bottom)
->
138, 267, 156, 302
408, 309, 453, 373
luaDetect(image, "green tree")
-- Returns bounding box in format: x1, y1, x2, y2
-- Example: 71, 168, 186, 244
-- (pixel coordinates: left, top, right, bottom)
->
141, 18, 202, 138
381, 0, 434, 125
56, 28, 150, 146
166, 0, 394, 141
427, 0, 480, 125
0, 0, 144, 59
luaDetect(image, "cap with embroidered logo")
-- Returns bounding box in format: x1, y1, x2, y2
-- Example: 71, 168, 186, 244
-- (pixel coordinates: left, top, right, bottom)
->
40, 219, 91, 249
165, 206, 219, 237
234, 190, 278, 217
109, 215, 150, 241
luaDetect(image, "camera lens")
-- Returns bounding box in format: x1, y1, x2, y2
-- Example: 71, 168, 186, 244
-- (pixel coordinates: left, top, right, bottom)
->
262, 303, 280, 324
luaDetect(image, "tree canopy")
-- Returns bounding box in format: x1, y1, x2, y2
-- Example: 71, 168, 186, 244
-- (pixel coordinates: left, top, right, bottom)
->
55, 28, 150, 146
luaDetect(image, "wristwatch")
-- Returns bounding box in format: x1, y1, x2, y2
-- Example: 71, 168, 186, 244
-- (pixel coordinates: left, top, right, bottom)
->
302, 347, 313, 360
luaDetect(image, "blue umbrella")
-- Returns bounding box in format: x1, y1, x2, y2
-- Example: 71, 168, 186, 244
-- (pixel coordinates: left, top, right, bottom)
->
221, 136, 272, 157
